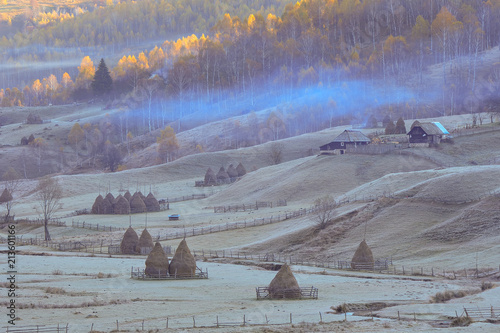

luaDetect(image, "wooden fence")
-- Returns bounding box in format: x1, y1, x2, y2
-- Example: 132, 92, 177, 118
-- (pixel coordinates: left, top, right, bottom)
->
347, 143, 405, 155
130, 266, 208, 280
4, 324, 68, 333
256, 286, 318, 299
164, 193, 208, 203
15, 218, 66, 227
214, 200, 287, 213
463, 306, 500, 321
157, 210, 308, 241
71, 220, 125, 232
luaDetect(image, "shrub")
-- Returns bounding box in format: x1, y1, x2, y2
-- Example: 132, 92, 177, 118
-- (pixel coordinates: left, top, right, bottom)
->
481, 281, 494, 291
430, 289, 472, 303
451, 316, 473, 327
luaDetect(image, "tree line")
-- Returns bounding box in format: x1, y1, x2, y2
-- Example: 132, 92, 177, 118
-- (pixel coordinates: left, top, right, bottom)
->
2, 0, 500, 139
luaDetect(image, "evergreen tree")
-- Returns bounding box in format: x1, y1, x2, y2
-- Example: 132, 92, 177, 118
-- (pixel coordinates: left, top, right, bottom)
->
366, 114, 378, 128
382, 114, 391, 127
395, 117, 407, 134
385, 121, 396, 135
91, 58, 113, 97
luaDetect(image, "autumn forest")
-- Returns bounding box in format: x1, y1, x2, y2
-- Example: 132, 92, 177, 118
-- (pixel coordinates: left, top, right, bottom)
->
1, 0, 500, 155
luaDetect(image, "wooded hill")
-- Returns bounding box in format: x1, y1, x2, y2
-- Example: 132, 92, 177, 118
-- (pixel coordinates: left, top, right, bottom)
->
1, 0, 500, 159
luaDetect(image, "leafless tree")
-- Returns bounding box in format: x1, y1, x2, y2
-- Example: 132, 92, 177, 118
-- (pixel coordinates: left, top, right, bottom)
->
314, 195, 337, 230
268, 142, 285, 165
35, 177, 63, 241
2, 167, 21, 222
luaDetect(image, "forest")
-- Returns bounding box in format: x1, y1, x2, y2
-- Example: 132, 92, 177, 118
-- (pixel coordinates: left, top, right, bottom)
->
1, 0, 500, 150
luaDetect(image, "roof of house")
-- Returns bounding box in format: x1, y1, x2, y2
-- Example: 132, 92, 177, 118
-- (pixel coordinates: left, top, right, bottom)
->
333, 130, 371, 143
409, 121, 449, 135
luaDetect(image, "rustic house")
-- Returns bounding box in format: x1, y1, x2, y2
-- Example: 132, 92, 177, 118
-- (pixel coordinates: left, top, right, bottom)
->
407, 121, 449, 147
320, 130, 371, 155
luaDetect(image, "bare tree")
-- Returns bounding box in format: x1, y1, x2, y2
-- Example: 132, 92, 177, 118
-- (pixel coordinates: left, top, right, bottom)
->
268, 142, 285, 165
35, 177, 63, 241
313, 195, 337, 230
2, 167, 21, 222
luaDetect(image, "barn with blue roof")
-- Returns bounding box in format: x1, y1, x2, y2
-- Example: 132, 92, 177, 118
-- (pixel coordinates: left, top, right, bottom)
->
407, 121, 449, 146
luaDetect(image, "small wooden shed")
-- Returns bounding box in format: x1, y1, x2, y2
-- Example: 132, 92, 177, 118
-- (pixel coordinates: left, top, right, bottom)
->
320, 130, 371, 155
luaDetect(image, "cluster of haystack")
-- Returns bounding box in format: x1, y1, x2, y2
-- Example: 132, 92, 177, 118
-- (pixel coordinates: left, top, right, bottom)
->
143, 238, 197, 278
350, 239, 374, 270
204, 162, 246, 186
267, 264, 302, 299
120, 227, 155, 254
91, 191, 160, 214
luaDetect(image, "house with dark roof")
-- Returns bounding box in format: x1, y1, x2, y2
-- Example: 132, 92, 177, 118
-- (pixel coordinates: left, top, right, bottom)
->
320, 130, 371, 155
407, 121, 449, 147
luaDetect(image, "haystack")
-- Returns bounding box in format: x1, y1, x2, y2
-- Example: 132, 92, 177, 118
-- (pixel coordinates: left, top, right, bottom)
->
168, 239, 196, 277
216, 166, 230, 184
145, 242, 169, 276
0, 188, 13, 203
134, 191, 146, 201
105, 192, 115, 203
226, 164, 238, 179
136, 228, 154, 253
268, 263, 301, 298
144, 193, 160, 212
120, 227, 139, 254
204, 167, 217, 186
236, 162, 246, 177
351, 239, 374, 270
99, 197, 114, 214
91, 194, 103, 214
123, 190, 132, 201
130, 195, 147, 213
113, 195, 130, 214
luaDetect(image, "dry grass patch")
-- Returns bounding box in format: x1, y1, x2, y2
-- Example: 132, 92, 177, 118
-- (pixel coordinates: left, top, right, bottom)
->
430, 289, 476, 303
44, 287, 66, 294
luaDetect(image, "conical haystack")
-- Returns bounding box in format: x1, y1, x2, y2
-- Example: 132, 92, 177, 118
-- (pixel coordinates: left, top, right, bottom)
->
226, 164, 238, 180
136, 228, 154, 254
99, 197, 113, 214
113, 195, 130, 214
123, 190, 132, 201
0, 188, 13, 203
268, 263, 301, 298
168, 239, 196, 277
351, 239, 374, 270
133, 191, 146, 201
144, 193, 160, 212
105, 192, 115, 203
204, 167, 217, 186
216, 166, 230, 184
91, 194, 103, 214
130, 195, 147, 213
236, 163, 246, 177
145, 242, 169, 276
120, 227, 139, 254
